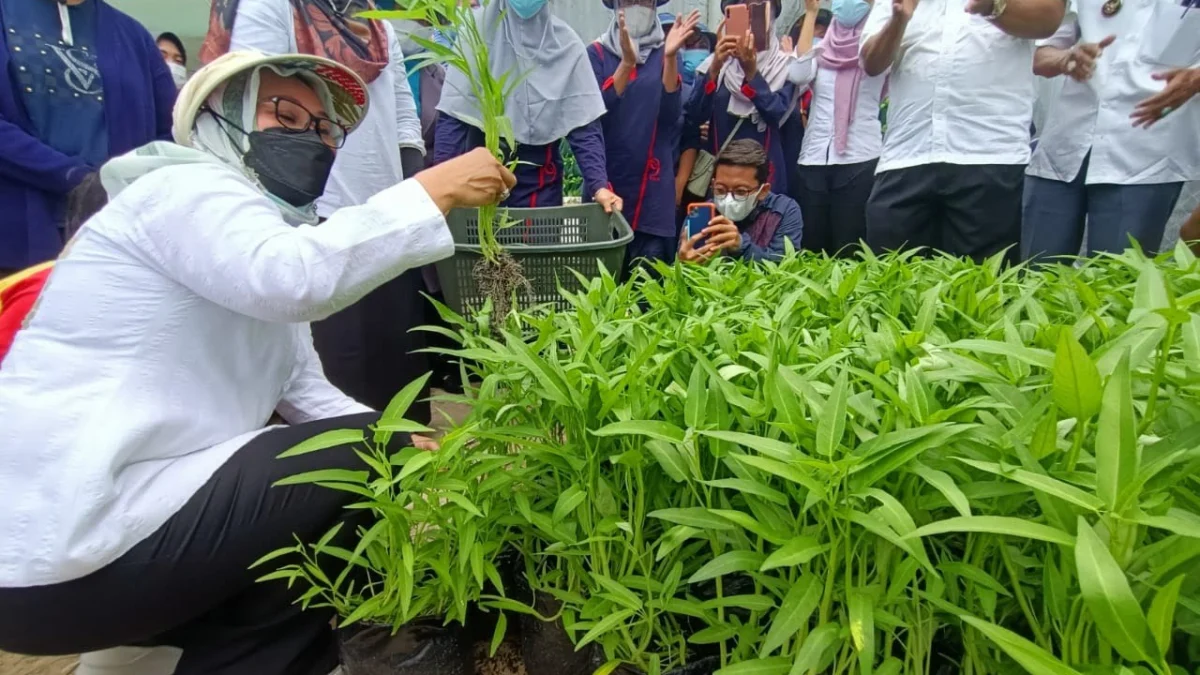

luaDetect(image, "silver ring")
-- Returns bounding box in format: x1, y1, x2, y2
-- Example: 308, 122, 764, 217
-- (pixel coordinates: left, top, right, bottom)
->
499, 189, 511, 202
1161, 106, 1174, 118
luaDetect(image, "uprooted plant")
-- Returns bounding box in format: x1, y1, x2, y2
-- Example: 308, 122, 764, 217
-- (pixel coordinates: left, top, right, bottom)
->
366, 0, 531, 320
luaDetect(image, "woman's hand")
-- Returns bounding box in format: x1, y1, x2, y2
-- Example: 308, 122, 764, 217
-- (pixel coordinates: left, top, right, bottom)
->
1131, 68, 1200, 129
415, 148, 517, 213
735, 32, 758, 81
594, 188, 624, 213
702, 216, 742, 252
665, 11, 702, 57
618, 10, 639, 66
412, 434, 439, 451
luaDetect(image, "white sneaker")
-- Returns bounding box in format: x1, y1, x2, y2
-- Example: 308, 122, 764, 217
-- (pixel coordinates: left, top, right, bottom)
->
75, 647, 181, 675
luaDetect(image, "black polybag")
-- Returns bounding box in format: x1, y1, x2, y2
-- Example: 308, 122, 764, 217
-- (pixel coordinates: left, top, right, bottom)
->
338, 620, 474, 675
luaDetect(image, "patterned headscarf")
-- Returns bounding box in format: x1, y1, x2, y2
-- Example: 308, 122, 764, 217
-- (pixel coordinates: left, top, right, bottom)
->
200, 0, 390, 83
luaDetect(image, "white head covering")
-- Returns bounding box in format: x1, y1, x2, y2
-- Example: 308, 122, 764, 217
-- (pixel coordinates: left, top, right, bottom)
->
101, 51, 368, 224
598, 2, 666, 65
436, 1, 604, 147
697, 31, 796, 130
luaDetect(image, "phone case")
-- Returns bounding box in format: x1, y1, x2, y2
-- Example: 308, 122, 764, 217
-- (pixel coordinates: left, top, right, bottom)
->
686, 203, 716, 249
749, 1, 770, 52
725, 4, 750, 38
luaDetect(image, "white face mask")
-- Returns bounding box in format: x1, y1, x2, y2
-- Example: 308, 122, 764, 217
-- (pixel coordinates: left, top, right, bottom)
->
167, 61, 188, 89
622, 6, 658, 38
716, 188, 762, 223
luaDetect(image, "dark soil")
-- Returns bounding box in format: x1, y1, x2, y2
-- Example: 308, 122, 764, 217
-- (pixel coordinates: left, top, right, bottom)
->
472, 253, 530, 323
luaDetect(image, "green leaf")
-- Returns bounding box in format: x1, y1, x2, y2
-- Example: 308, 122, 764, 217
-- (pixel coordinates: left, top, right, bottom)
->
592, 420, 686, 443
1074, 517, 1158, 663
649, 508, 737, 531
698, 430, 806, 462
940, 562, 1012, 597
489, 612, 507, 657
688, 624, 739, 644
1132, 509, 1200, 539
816, 371, 849, 457
592, 661, 625, 675
396, 451, 435, 481
1096, 351, 1138, 511
553, 484, 587, 523
688, 551, 766, 584
575, 609, 636, 649
911, 464, 972, 517
761, 575, 821, 657
908, 516, 1075, 547
760, 536, 828, 571
703, 595, 777, 612
849, 591, 875, 675
1052, 329, 1102, 421
1148, 575, 1184, 656
728, 453, 825, 495
276, 428, 364, 458
703, 478, 790, 506
272, 468, 369, 488
646, 440, 689, 482
378, 372, 433, 426
788, 622, 840, 675
958, 459, 1104, 511
712, 657, 792, 675
592, 573, 643, 611
656, 525, 702, 561
962, 616, 1083, 675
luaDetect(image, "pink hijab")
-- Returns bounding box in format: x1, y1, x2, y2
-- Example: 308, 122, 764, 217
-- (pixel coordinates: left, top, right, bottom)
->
816, 18, 866, 155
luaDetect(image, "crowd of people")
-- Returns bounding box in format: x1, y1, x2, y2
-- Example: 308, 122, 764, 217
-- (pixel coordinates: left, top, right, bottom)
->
0, 0, 1196, 674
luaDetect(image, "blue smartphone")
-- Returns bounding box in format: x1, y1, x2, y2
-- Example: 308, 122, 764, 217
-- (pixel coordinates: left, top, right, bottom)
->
685, 203, 715, 251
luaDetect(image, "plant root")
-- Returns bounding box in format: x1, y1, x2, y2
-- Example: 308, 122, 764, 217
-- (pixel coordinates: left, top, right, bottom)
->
473, 252, 530, 325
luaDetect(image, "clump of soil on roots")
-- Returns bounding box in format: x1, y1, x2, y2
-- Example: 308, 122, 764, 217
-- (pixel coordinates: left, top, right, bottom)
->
473, 252, 530, 324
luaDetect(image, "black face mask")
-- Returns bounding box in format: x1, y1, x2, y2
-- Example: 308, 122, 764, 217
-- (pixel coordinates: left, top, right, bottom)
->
242, 128, 336, 208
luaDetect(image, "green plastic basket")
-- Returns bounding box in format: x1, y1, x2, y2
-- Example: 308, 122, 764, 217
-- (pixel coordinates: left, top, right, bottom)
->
435, 203, 634, 314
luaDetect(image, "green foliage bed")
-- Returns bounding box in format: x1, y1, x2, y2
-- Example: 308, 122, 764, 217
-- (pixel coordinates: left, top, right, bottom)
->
272, 245, 1200, 675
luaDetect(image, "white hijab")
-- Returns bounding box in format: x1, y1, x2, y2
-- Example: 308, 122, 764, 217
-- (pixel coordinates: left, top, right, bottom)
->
696, 24, 796, 130
102, 65, 338, 225
437, 1, 604, 147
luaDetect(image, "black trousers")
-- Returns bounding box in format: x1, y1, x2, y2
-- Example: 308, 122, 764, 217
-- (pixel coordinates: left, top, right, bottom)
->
795, 159, 877, 256
865, 163, 1025, 264
312, 269, 433, 423
0, 414, 404, 675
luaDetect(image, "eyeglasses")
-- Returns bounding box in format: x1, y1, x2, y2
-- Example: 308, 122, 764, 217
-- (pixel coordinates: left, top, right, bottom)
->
260, 96, 348, 149
712, 186, 762, 200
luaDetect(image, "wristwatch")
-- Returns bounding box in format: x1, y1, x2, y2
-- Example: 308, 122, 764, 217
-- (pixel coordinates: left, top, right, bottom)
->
987, 0, 1009, 20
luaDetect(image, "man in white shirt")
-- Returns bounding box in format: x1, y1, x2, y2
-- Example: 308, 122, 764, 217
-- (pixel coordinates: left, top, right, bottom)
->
1021, 3, 1200, 261
859, 0, 1064, 262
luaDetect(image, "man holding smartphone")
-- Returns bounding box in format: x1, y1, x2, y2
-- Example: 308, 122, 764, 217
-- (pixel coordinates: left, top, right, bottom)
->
858, 0, 1065, 263
679, 139, 804, 263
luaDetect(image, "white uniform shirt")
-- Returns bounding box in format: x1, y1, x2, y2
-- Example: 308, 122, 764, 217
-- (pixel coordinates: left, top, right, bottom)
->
790, 50, 887, 166
861, 0, 1037, 173
1027, 0, 1200, 185
0, 163, 452, 587
230, 0, 425, 216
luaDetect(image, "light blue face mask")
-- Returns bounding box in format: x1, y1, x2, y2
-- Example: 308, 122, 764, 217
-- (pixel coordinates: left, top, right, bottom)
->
508, 0, 547, 19
831, 0, 871, 26
681, 49, 708, 74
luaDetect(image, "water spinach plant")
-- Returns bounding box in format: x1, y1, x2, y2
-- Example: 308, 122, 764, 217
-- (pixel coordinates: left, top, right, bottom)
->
424, 245, 1200, 674
366, 0, 530, 317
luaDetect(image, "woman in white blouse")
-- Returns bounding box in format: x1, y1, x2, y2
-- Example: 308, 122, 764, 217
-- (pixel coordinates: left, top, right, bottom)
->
789, 0, 887, 256
203, 0, 441, 422
0, 51, 513, 675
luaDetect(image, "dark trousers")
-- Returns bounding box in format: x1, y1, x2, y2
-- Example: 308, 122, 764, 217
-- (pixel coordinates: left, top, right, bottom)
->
866, 163, 1025, 263
311, 269, 432, 423
1021, 153, 1182, 262
0, 414, 401, 675
796, 159, 877, 256
624, 230, 678, 280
